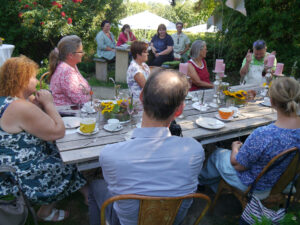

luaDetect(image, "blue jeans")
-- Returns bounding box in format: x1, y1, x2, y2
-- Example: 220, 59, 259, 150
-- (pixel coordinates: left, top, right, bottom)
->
88, 179, 121, 225
198, 148, 249, 192
199, 149, 271, 199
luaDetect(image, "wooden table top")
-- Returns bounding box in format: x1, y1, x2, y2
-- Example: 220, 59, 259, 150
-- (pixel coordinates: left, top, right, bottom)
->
56, 84, 276, 170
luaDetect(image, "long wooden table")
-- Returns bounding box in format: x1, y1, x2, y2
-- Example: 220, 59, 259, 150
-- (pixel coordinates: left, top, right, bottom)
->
56, 85, 276, 171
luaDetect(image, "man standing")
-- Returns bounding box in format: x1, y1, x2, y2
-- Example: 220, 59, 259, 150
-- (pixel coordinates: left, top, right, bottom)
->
172, 22, 191, 62
240, 40, 276, 85
88, 70, 205, 225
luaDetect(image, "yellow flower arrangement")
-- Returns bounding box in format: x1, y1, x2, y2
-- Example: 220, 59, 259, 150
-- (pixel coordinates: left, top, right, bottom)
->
223, 90, 247, 100
100, 99, 132, 121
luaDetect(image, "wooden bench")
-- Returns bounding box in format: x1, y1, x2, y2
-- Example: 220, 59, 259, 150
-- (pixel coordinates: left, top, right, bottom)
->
94, 57, 108, 81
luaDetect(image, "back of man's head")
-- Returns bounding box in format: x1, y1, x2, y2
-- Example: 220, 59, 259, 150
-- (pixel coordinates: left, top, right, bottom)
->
142, 70, 189, 121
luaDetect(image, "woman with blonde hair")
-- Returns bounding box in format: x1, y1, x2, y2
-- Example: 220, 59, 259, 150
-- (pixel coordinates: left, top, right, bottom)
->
199, 77, 300, 197
0, 56, 86, 222
148, 24, 174, 66
49, 35, 91, 106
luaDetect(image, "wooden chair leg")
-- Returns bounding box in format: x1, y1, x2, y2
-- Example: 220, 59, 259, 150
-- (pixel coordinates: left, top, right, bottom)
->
210, 179, 225, 212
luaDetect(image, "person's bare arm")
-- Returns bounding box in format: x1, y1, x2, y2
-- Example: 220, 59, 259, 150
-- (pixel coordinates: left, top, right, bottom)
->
155, 46, 173, 57
1, 90, 65, 141
240, 49, 252, 77
134, 72, 146, 88
187, 63, 213, 88
230, 141, 247, 171
181, 44, 190, 55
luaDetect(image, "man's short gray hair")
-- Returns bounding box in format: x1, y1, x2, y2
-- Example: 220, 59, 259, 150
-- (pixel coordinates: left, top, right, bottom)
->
189, 40, 206, 60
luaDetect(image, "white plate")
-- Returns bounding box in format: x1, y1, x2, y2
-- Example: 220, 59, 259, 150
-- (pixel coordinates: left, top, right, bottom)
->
192, 102, 209, 112
185, 94, 192, 100
103, 124, 123, 132
100, 100, 117, 104
76, 127, 99, 135
62, 117, 81, 129
215, 114, 233, 122
195, 117, 225, 130
260, 102, 271, 107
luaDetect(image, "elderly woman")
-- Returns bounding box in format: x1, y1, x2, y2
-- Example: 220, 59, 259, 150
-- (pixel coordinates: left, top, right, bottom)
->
127, 41, 150, 99
148, 24, 174, 66
95, 20, 116, 61
117, 24, 137, 46
187, 40, 213, 91
0, 56, 86, 222
199, 77, 300, 197
49, 35, 91, 106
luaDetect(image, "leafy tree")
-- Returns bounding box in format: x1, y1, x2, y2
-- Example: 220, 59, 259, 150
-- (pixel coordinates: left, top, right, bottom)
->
0, 0, 124, 62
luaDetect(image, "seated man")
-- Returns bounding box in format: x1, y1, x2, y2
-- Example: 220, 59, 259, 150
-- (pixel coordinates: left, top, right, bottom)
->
172, 22, 190, 62
240, 40, 276, 85
88, 70, 205, 225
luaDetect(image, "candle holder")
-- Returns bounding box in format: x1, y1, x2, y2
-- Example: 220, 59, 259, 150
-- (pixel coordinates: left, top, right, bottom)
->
209, 72, 224, 108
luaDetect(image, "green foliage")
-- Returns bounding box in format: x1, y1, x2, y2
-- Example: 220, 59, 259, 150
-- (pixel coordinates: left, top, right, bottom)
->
0, 0, 124, 63
123, 0, 215, 27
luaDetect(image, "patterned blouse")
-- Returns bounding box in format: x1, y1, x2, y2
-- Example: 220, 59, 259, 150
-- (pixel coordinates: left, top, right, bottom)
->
236, 123, 300, 190
50, 62, 91, 106
127, 60, 150, 98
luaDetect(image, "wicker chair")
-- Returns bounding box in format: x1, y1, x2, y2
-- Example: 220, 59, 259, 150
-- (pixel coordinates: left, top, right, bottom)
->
101, 193, 211, 225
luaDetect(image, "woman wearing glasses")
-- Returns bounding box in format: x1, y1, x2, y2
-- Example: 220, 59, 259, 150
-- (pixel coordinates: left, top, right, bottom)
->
127, 41, 150, 99
49, 35, 91, 106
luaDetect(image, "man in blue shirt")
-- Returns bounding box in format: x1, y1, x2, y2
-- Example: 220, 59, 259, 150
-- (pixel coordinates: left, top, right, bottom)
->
88, 69, 205, 225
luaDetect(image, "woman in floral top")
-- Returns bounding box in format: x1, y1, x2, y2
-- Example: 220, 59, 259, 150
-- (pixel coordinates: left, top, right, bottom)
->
49, 35, 91, 106
127, 41, 150, 99
199, 77, 300, 198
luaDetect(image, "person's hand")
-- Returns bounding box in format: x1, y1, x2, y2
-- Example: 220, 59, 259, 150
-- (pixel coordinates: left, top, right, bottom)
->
246, 49, 252, 64
232, 141, 243, 151
151, 46, 156, 54
155, 53, 159, 57
35, 89, 54, 107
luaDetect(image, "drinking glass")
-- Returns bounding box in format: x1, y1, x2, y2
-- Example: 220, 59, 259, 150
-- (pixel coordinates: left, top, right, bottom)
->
127, 97, 135, 128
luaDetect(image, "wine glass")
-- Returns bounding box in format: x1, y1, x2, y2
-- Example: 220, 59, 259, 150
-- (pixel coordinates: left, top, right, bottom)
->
127, 97, 135, 128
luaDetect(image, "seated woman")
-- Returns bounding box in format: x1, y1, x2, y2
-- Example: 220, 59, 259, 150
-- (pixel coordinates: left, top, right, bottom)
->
127, 41, 150, 99
117, 24, 137, 46
49, 35, 91, 106
199, 77, 300, 197
148, 24, 174, 66
95, 20, 116, 61
187, 40, 213, 91
0, 56, 86, 222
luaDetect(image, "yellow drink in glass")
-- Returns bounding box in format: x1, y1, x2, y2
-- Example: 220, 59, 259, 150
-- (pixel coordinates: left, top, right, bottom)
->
80, 118, 96, 133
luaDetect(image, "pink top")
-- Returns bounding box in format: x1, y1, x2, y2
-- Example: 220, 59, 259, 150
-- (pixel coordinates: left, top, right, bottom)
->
117, 32, 137, 46
188, 59, 211, 91
50, 62, 91, 106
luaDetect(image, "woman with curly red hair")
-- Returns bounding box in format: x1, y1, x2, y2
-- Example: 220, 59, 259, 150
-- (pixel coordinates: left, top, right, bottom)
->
0, 56, 86, 222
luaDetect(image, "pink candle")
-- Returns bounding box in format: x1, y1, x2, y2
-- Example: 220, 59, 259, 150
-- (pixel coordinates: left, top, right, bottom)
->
267, 54, 275, 67
275, 63, 284, 75
219, 64, 226, 77
214, 59, 224, 72
179, 63, 188, 75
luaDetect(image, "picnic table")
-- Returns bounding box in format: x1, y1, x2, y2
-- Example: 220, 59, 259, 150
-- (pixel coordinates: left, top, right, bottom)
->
56, 84, 276, 171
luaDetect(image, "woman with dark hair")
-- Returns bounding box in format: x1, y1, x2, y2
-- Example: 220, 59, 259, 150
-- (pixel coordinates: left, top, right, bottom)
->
127, 41, 150, 98
199, 77, 300, 198
95, 20, 116, 60
117, 24, 137, 46
0, 56, 86, 222
148, 24, 174, 66
49, 35, 91, 106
